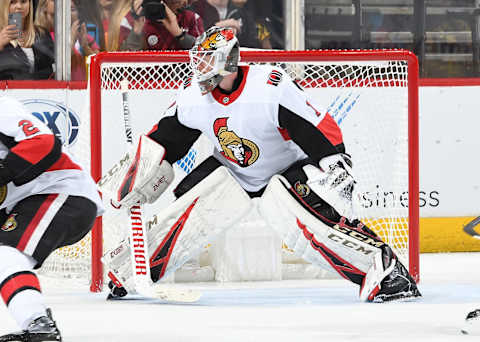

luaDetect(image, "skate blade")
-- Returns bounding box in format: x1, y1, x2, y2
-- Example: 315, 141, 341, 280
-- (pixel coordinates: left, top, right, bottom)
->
373, 290, 422, 303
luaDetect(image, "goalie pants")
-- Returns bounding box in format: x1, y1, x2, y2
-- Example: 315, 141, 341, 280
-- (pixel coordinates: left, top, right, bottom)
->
0, 194, 97, 268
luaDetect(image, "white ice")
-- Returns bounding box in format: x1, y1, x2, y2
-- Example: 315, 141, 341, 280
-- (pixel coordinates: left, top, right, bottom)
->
1, 252, 479, 342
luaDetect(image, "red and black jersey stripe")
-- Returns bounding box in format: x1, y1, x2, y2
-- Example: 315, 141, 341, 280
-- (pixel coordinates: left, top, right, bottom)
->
0, 133, 62, 186
278, 105, 345, 161
0, 271, 41, 306
147, 114, 201, 164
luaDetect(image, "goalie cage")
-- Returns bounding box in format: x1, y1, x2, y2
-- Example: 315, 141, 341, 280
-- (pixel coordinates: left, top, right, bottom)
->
38, 49, 419, 292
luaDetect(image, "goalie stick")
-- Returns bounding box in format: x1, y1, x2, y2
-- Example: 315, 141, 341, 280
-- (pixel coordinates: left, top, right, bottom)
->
463, 216, 480, 239
118, 79, 200, 302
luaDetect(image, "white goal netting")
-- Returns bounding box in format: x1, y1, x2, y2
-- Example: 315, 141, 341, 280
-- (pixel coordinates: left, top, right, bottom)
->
39, 50, 419, 289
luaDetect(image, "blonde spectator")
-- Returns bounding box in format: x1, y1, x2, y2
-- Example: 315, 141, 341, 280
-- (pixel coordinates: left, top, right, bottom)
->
35, 0, 100, 80
109, 0, 145, 51
0, 0, 54, 79
34, 0, 54, 32
99, 0, 145, 51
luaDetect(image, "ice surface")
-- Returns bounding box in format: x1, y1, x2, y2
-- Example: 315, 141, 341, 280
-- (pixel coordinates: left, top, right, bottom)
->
1, 253, 479, 341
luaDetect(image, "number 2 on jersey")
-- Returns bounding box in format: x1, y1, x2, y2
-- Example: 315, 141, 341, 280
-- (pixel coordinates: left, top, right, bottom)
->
19, 120, 40, 136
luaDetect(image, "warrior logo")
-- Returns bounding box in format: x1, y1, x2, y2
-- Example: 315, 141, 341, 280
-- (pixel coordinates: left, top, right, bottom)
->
213, 117, 259, 167
1, 213, 17, 232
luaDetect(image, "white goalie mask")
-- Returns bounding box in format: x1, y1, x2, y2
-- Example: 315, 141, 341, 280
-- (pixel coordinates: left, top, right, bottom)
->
189, 26, 240, 95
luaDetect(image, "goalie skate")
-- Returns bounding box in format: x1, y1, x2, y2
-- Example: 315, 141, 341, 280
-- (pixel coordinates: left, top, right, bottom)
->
107, 274, 202, 303
364, 248, 421, 303
0, 308, 61, 342
461, 309, 480, 335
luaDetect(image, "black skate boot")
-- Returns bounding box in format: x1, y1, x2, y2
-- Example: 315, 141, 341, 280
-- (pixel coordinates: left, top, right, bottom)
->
106, 280, 128, 300
0, 308, 62, 342
461, 309, 480, 335
371, 248, 422, 303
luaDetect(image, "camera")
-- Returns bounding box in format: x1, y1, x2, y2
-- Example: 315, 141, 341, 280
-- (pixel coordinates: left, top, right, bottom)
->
142, 0, 166, 21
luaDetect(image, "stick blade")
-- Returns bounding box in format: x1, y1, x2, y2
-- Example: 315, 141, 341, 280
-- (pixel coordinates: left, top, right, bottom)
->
136, 284, 202, 303
153, 286, 202, 303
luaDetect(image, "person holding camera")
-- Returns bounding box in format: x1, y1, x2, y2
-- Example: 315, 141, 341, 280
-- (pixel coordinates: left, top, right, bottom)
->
103, 0, 146, 51
142, 0, 204, 50
0, 0, 54, 80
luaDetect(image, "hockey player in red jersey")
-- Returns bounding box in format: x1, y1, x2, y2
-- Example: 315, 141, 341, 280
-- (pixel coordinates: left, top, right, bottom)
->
0, 96, 104, 341
103, 26, 421, 303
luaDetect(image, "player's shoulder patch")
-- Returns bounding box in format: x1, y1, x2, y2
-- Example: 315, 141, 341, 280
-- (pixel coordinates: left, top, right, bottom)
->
266, 69, 283, 86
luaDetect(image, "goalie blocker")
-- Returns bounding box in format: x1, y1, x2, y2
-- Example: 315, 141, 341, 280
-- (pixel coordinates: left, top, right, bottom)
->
259, 159, 421, 303
98, 135, 174, 209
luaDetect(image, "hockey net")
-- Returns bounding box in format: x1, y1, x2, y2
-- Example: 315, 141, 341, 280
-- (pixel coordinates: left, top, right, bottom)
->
39, 49, 419, 292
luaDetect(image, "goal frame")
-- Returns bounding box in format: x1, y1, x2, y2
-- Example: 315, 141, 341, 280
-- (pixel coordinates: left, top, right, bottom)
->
88, 49, 419, 292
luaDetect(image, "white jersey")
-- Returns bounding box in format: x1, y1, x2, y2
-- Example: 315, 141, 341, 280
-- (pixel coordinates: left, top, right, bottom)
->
0, 96, 104, 215
171, 65, 341, 192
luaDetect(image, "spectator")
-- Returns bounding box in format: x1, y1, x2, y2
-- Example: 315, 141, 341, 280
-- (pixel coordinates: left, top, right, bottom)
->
70, 0, 100, 80
143, 0, 204, 50
252, 0, 283, 49
33, 0, 54, 32
106, 0, 145, 51
99, 0, 145, 51
224, 0, 259, 48
98, 0, 116, 45
34, 0, 99, 81
191, 0, 259, 48
189, 0, 219, 30
256, 17, 272, 49
0, 0, 54, 80
76, 0, 106, 51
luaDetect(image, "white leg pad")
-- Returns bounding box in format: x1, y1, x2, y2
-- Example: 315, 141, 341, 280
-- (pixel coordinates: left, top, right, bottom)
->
259, 175, 383, 280
103, 166, 253, 290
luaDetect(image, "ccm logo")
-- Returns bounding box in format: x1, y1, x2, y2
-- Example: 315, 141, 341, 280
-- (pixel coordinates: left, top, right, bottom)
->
327, 233, 374, 256
331, 224, 385, 248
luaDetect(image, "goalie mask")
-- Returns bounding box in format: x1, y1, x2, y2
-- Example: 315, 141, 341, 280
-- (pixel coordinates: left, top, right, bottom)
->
189, 26, 240, 95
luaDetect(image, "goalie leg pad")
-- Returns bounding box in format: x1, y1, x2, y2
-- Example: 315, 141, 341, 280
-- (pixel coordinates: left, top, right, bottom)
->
259, 174, 420, 301
102, 166, 253, 290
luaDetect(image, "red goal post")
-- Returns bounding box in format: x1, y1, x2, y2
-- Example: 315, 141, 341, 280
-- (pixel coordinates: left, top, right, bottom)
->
85, 49, 419, 292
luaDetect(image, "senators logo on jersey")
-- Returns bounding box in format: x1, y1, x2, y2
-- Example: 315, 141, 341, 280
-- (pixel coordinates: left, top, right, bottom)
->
213, 117, 259, 167
1, 213, 17, 232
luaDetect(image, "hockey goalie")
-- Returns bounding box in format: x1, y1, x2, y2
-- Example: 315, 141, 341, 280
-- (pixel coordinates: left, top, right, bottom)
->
100, 26, 421, 303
